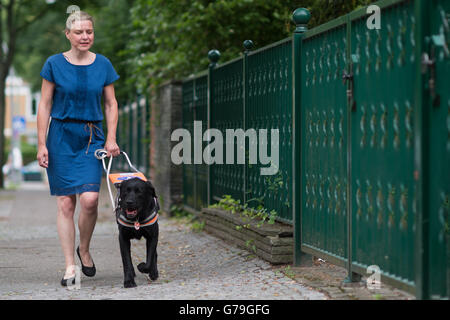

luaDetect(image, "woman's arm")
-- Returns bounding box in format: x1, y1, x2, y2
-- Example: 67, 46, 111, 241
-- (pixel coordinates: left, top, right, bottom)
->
36, 79, 55, 168
103, 83, 120, 157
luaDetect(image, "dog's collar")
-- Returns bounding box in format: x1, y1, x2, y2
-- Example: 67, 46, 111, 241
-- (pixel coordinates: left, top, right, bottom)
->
118, 213, 158, 230
117, 197, 159, 230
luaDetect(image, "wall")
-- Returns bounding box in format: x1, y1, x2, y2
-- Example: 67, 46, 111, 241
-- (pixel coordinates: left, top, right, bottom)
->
149, 80, 183, 214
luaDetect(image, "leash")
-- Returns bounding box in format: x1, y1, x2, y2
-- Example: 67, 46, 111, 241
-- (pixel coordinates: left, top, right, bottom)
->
94, 149, 143, 211
95, 149, 118, 211
94, 149, 158, 230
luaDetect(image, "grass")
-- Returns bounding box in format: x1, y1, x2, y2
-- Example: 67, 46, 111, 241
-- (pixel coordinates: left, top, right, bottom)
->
283, 266, 296, 279
170, 204, 205, 233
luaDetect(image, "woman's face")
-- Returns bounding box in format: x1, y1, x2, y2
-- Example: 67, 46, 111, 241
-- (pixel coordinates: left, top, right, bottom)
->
65, 19, 94, 52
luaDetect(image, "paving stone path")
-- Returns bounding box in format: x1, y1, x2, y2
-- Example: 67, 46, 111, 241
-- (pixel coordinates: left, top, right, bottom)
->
0, 182, 325, 300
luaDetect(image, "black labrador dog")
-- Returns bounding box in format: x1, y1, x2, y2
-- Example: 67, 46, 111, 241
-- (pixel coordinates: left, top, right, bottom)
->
116, 177, 159, 288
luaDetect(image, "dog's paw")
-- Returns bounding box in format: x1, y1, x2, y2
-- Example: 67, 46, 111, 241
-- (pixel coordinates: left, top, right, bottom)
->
124, 280, 137, 288
148, 265, 159, 281
137, 262, 150, 274
149, 269, 159, 281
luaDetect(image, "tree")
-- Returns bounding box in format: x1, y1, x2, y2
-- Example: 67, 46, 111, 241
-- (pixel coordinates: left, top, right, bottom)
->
123, 0, 303, 92
0, 0, 50, 188
123, 0, 376, 94
5, 0, 379, 188
11, 0, 376, 109
90, 0, 136, 101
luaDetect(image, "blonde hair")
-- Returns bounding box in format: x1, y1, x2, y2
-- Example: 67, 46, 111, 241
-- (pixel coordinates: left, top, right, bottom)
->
65, 11, 94, 31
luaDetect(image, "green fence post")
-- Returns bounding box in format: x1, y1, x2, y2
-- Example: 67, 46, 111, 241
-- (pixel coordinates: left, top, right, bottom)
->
118, 101, 123, 170
414, 0, 430, 300
122, 102, 128, 171
292, 8, 310, 266
145, 94, 150, 176
116, 101, 122, 171
136, 94, 142, 171
122, 101, 129, 171
128, 100, 133, 163
193, 77, 198, 210
343, 11, 361, 286
243, 40, 254, 205
207, 49, 220, 207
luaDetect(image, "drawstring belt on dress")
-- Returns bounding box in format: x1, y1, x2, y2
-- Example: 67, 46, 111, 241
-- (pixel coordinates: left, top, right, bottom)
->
84, 122, 102, 154
55, 118, 102, 154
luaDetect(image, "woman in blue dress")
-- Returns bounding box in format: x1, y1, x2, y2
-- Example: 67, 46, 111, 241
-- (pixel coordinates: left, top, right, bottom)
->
36, 11, 120, 286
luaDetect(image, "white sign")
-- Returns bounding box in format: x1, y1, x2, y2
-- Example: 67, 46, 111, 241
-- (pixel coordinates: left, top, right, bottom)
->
12, 116, 26, 134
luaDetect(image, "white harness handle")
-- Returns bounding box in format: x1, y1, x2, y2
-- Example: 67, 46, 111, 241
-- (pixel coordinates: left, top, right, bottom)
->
94, 149, 142, 211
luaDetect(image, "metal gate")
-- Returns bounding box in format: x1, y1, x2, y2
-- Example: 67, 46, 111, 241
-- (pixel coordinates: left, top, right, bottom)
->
300, 17, 349, 266
426, 0, 449, 300
349, 0, 417, 291
299, 0, 449, 298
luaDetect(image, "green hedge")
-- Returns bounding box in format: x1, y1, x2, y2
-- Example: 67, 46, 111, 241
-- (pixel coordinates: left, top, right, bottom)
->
2, 137, 37, 166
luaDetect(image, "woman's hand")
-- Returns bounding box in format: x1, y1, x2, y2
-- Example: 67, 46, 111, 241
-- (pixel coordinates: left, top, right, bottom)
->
37, 145, 49, 168
104, 139, 120, 157
36, 79, 54, 169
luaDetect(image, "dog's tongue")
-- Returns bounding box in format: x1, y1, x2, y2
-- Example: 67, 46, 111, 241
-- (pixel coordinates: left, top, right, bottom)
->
126, 209, 137, 216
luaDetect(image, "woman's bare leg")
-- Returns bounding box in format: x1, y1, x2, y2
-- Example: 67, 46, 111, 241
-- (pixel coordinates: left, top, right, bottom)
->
56, 195, 77, 277
78, 191, 99, 266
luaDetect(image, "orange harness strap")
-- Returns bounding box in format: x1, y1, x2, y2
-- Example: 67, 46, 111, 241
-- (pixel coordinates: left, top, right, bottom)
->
117, 214, 158, 230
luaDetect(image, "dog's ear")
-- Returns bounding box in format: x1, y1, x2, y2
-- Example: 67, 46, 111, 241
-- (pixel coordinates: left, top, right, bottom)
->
145, 181, 156, 198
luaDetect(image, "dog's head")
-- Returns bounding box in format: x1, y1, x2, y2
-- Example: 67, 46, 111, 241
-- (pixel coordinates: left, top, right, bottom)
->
119, 178, 158, 220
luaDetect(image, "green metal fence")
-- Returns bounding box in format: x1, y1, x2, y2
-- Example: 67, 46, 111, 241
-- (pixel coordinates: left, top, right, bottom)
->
182, 74, 209, 211
115, 95, 150, 175
300, 16, 349, 268
246, 39, 293, 223
425, 0, 449, 300
183, 48, 294, 222
299, 0, 420, 292
350, 0, 417, 290
210, 58, 244, 205
181, 0, 449, 299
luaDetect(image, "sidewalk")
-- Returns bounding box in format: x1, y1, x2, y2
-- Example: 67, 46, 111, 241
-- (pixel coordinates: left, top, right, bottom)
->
0, 180, 326, 300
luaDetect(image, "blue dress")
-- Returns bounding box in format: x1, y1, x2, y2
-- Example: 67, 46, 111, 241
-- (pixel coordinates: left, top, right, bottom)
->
40, 53, 120, 196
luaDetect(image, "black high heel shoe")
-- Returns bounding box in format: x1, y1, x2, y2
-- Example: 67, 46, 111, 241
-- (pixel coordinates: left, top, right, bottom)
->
61, 275, 75, 287
61, 265, 76, 287
76, 246, 96, 277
